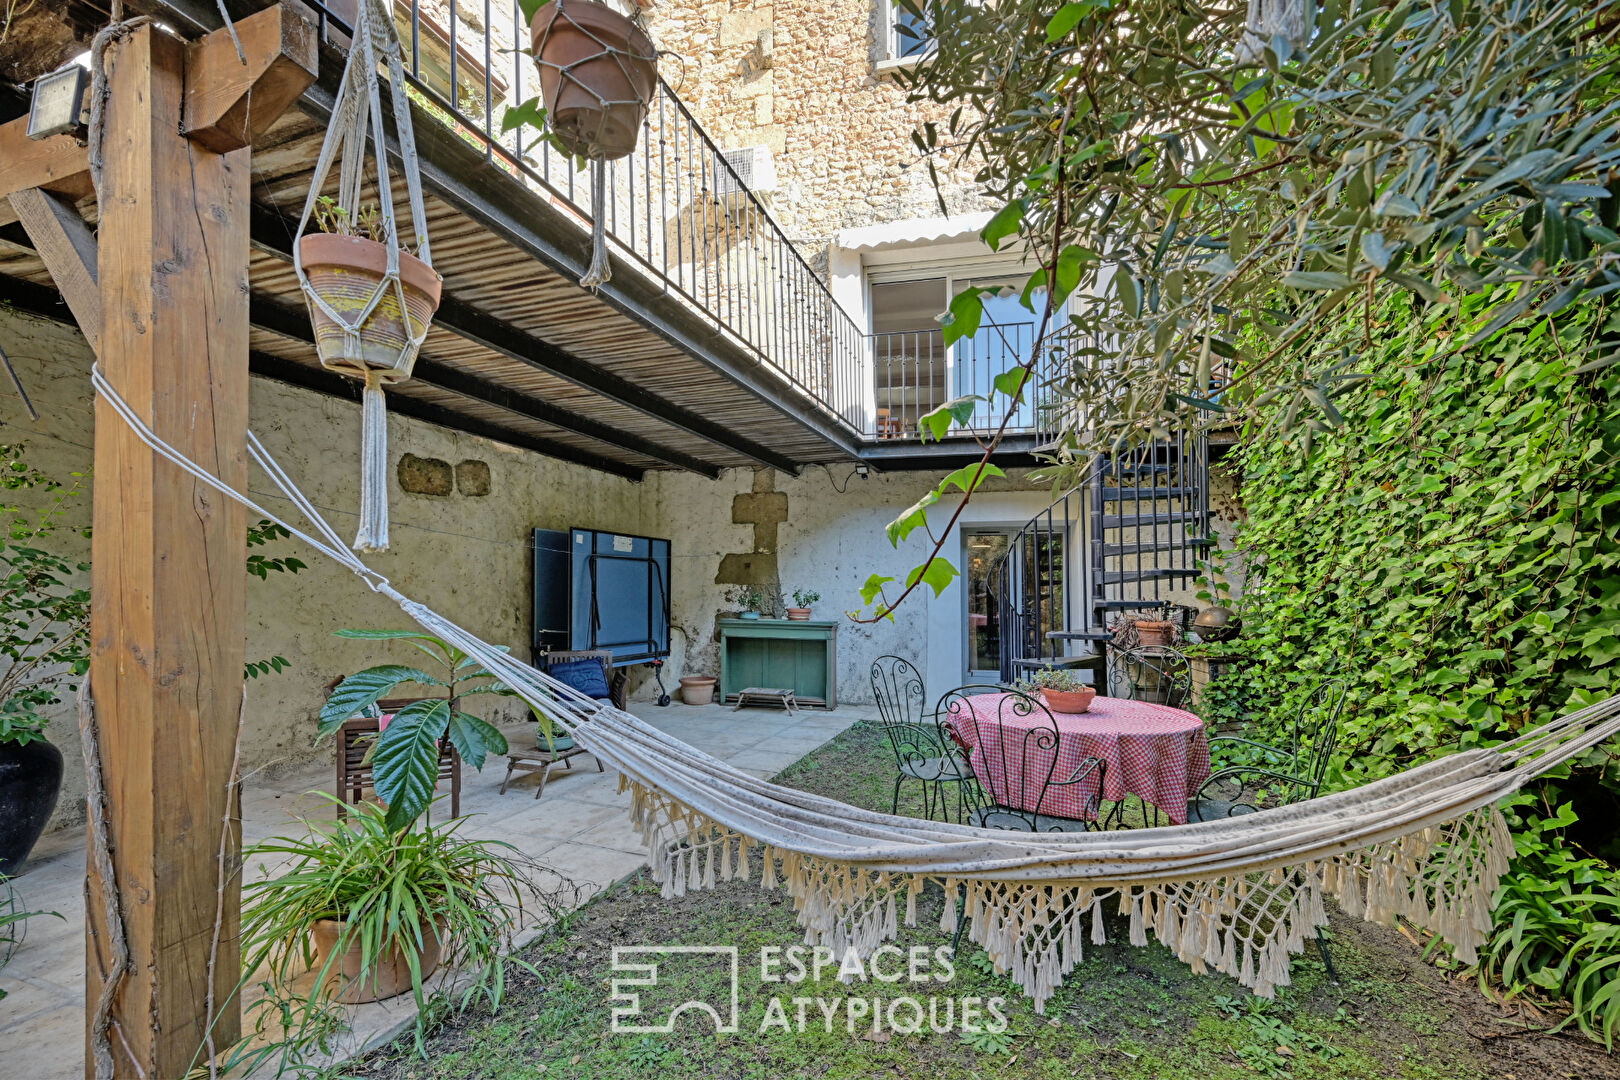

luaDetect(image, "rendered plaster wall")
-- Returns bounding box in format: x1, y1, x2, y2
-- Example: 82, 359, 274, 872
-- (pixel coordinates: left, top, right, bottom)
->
0, 307, 654, 834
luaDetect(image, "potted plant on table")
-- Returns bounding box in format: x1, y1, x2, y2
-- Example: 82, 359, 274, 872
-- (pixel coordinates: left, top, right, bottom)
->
1016, 668, 1097, 715
725, 585, 765, 620
786, 588, 820, 621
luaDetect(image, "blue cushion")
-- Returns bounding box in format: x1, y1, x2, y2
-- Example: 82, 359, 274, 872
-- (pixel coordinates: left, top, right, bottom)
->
548, 657, 611, 699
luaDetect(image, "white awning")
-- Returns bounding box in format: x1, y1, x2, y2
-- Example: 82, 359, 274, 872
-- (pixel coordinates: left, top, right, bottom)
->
833, 211, 994, 253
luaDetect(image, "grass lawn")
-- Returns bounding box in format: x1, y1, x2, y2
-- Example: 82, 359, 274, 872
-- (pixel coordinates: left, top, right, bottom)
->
352, 722, 1618, 1080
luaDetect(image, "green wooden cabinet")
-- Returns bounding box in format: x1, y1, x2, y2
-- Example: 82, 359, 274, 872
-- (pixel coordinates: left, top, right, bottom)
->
718, 618, 838, 708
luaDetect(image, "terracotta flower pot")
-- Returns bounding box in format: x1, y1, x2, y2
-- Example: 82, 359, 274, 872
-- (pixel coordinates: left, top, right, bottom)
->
785, 607, 812, 621
298, 233, 443, 378
679, 676, 717, 705
530, 0, 657, 160
310, 917, 442, 1004
1133, 620, 1176, 648
1039, 687, 1096, 714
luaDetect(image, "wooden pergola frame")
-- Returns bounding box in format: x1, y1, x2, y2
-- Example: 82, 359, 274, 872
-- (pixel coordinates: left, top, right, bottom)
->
0, 7, 317, 1076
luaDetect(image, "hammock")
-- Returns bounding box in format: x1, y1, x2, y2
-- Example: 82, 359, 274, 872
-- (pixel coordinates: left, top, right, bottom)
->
90, 365, 1620, 1011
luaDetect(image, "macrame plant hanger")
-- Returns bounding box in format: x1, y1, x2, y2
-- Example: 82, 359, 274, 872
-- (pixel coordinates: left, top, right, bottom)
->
293, 0, 440, 552
528, 0, 658, 289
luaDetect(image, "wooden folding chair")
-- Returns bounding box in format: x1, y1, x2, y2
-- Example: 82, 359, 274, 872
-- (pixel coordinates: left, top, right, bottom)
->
334, 696, 461, 818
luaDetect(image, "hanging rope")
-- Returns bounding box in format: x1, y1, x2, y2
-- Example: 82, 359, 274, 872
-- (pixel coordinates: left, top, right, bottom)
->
1235, 0, 1315, 64
293, 0, 439, 553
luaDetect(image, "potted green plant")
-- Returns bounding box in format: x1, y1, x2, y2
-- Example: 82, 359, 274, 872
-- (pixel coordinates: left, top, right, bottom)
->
1016, 668, 1097, 715
786, 588, 820, 621
0, 448, 88, 876
725, 585, 765, 620
240, 796, 541, 1008
299, 196, 443, 377
321, 629, 545, 831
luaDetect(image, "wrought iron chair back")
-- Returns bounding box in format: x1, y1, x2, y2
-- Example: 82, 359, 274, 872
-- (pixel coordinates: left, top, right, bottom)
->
1189, 675, 1348, 819
937, 685, 1105, 832
1114, 645, 1193, 710
869, 656, 972, 820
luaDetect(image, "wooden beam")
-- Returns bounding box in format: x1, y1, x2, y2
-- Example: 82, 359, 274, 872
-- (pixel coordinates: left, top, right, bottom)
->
183, 2, 318, 154
249, 292, 721, 477
82, 9, 304, 1070
8, 187, 99, 352
0, 118, 91, 205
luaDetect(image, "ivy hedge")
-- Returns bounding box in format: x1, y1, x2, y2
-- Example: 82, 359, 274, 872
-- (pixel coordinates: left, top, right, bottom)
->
1201, 293, 1620, 1041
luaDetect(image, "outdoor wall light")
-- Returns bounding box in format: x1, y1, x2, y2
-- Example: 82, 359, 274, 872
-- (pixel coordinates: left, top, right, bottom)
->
27, 65, 89, 141
855, 465, 870, 479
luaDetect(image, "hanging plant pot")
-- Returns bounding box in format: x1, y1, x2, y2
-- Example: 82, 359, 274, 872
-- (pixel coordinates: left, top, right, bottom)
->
299, 233, 443, 378
529, 0, 657, 160
0, 738, 63, 876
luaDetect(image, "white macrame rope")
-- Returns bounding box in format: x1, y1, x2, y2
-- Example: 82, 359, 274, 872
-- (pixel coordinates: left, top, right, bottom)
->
291, 0, 436, 553
87, 363, 1620, 1009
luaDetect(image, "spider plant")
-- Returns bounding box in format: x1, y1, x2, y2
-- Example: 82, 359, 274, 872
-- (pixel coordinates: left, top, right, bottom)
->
238, 796, 545, 1054
320, 629, 558, 830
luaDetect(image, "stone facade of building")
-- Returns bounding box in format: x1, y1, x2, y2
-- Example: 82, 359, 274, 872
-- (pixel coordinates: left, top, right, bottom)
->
643, 0, 989, 247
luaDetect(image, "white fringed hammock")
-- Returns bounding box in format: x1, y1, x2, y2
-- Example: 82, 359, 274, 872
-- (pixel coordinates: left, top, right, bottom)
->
89, 364, 1620, 1012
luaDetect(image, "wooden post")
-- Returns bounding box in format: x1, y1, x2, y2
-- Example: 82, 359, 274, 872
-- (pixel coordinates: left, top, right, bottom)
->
86, 24, 252, 1076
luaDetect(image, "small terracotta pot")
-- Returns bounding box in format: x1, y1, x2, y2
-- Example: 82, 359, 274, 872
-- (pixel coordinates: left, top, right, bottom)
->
679, 676, 717, 705
298, 233, 442, 378
310, 917, 442, 1004
785, 607, 812, 621
530, 0, 657, 160
1040, 687, 1097, 714
1133, 620, 1176, 648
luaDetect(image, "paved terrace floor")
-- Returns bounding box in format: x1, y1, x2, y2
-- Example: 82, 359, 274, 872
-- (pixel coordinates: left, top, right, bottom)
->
0, 699, 869, 1078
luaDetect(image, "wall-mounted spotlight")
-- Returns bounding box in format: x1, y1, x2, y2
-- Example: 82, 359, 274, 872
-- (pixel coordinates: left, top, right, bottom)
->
27, 65, 90, 141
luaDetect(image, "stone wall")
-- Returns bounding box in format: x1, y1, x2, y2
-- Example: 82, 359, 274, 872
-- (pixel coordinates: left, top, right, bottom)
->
643, 0, 989, 245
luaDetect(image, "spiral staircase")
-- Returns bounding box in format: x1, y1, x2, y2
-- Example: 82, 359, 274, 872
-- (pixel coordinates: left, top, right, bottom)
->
989, 434, 1212, 686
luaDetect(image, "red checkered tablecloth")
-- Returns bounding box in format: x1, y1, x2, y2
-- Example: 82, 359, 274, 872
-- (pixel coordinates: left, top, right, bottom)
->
942, 693, 1211, 824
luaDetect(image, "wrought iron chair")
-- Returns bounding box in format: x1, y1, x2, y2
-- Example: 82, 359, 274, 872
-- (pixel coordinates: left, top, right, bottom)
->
1187, 677, 1348, 822
869, 655, 973, 823
937, 685, 1107, 833
1113, 645, 1193, 709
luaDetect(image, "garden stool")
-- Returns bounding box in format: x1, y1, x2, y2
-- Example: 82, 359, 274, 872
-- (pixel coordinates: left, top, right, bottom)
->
733, 686, 799, 714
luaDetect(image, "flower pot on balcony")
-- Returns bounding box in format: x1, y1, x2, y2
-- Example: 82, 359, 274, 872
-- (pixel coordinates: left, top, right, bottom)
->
679, 676, 717, 705
529, 0, 657, 161
310, 917, 442, 1004
785, 607, 812, 621
298, 233, 443, 377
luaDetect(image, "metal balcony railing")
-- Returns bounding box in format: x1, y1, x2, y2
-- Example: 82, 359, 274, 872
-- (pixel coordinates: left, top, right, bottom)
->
868, 321, 1055, 439
303, 0, 867, 433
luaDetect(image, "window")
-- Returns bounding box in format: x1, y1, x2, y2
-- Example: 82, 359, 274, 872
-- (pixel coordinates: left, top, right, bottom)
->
867, 268, 1053, 437
885, 0, 934, 60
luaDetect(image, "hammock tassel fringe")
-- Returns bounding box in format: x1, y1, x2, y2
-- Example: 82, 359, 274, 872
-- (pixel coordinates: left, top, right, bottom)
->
627, 778, 1514, 1011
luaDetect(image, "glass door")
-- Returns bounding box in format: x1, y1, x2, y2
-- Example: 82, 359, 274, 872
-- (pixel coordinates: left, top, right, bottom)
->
965, 531, 1012, 679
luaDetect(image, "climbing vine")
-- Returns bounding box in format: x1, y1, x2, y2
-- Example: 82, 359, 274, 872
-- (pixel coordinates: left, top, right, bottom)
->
1199, 290, 1620, 1034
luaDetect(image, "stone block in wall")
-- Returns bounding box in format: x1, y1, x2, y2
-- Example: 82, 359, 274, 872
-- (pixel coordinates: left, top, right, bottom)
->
456, 459, 492, 496
719, 6, 773, 47
399, 453, 453, 495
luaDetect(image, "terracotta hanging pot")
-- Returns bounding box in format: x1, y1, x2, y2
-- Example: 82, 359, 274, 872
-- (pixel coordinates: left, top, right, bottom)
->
298, 233, 443, 378
529, 0, 657, 160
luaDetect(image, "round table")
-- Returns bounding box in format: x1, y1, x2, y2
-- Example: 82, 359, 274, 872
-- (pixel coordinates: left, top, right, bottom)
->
943, 693, 1211, 824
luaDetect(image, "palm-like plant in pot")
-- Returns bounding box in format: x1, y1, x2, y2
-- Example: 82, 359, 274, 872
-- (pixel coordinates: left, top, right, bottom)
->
239, 796, 543, 1016
321, 629, 564, 832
